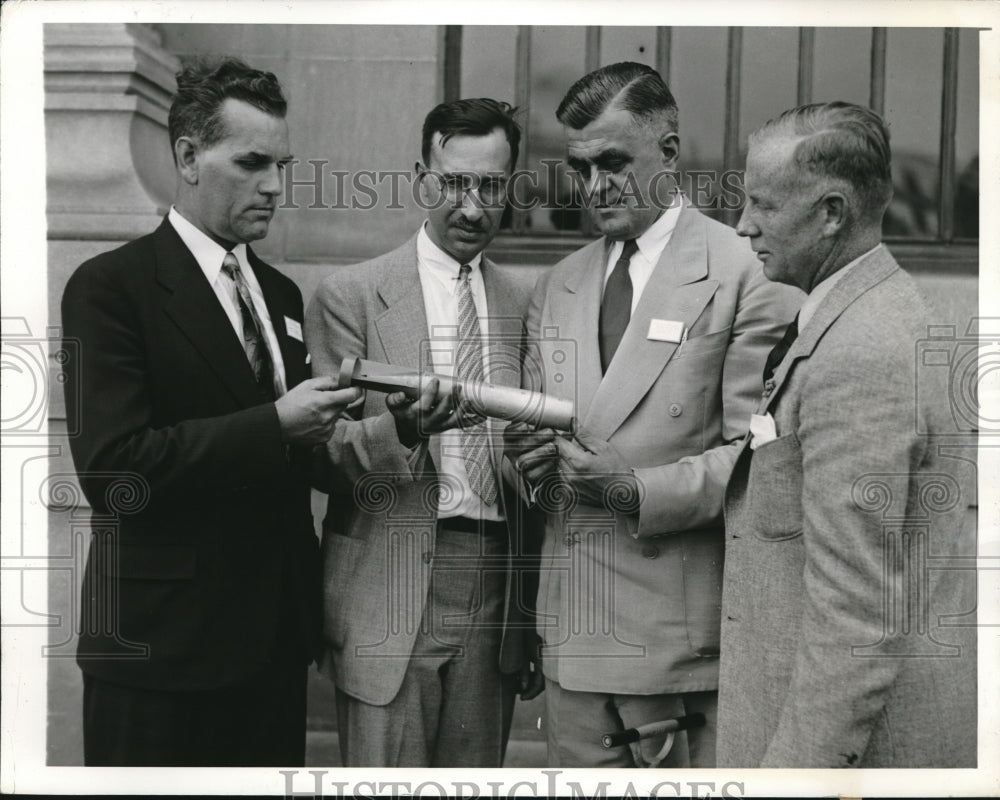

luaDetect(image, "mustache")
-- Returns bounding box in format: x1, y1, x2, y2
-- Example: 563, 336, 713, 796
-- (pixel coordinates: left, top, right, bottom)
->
452, 219, 487, 232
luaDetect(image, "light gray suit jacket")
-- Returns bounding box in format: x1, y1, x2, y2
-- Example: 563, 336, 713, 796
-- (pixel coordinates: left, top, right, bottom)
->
525, 204, 802, 694
304, 234, 535, 706
717, 246, 977, 767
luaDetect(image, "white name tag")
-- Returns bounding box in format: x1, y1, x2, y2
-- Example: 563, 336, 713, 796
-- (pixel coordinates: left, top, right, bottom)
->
647, 319, 685, 343
285, 316, 303, 342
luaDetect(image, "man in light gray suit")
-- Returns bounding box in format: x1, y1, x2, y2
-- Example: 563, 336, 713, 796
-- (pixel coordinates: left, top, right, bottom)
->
305, 98, 541, 767
509, 62, 801, 767
717, 101, 977, 767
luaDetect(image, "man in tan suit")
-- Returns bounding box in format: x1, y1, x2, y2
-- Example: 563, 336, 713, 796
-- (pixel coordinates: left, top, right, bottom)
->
305, 98, 541, 767
510, 62, 800, 767
717, 101, 977, 767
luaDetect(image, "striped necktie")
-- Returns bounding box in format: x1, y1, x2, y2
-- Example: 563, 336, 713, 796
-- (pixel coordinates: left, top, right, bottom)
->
222, 252, 275, 400
599, 238, 639, 373
456, 264, 498, 507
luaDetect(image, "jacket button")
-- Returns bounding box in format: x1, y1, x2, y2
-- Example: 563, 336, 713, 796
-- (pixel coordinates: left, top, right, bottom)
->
642, 545, 659, 559
668, 403, 682, 417
422, 551, 433, 564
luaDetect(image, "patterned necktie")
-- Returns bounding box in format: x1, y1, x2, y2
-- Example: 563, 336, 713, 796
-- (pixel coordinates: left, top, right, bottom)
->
599, 238, 639, 373
222, 252, 275, 399
763, 313, 800, 383
456, 263, 499, 507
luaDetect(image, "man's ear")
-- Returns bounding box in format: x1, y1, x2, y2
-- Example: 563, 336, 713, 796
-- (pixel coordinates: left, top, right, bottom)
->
175, 137, 199, 186
658, 131, 680, 172
819, 192, 848, 237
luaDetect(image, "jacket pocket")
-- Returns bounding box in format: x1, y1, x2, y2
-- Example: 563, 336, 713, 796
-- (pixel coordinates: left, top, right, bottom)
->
101, 542, 197, 580
321, 530, 369, 649
672, 327, 731, 359
746, 432, 804, 540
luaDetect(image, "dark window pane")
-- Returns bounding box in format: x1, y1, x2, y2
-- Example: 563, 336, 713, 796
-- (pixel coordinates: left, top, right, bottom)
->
954, 28, 979, 239
461, 27, 518, 106
883, 29, 944, 237
523, 27, 588, 234
739, 27, 798, 144
813, 28, 871, 107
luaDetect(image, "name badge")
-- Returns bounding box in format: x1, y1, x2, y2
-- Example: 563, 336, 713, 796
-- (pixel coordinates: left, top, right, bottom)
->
285, 316, 303, 342
647, 319, 685, 343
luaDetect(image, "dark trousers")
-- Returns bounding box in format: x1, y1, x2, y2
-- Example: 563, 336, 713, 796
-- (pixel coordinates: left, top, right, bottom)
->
82, 655, 307, 767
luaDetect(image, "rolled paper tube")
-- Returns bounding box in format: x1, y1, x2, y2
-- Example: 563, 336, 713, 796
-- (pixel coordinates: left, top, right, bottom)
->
337, 357, 576, 433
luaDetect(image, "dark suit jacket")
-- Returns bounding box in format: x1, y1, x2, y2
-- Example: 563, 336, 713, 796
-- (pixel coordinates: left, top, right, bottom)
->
61, 217, 320, 692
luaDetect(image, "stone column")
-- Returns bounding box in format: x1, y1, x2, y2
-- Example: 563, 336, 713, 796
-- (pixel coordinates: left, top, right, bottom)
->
45, 23, 178, 242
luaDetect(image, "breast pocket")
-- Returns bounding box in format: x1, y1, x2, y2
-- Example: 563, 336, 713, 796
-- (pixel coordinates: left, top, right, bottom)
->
746, 432, 804, 540
672, 327, 731, 359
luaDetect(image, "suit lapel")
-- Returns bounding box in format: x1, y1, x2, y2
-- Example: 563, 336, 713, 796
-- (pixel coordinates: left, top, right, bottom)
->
585, 205, 719, 439
551, 239, 606, 421
482, 256, 524, 389
154, 220, 263, 407
763, 246, 900, 414
373, 236, 429, 373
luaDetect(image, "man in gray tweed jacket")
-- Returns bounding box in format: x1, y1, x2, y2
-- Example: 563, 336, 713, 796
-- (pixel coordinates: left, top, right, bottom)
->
717, 101, 977, 768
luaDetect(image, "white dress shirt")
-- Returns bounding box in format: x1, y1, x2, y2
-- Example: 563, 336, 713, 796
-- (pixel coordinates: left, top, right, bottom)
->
168, 206, 287, 396
603, 196, 684, 313
799, 244, 884, 331
415, 223, 502, 521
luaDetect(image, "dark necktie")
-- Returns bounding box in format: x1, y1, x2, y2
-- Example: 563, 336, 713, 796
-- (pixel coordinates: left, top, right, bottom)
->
456, 264, 499, 506
763, 314, 800, 383
222, 252, 275, 400
599, 238, 639, 373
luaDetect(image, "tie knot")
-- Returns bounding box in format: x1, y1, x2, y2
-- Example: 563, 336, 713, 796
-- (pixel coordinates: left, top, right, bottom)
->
459, 263, 472, 281
221, 252, 240, 278
620, 239, 639, 261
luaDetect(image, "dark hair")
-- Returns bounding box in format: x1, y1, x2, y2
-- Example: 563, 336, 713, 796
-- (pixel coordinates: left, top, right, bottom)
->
421, 98, 522, 171
556, 61, 678, 132
751, 101, 893, 220
168, 57, 287, 157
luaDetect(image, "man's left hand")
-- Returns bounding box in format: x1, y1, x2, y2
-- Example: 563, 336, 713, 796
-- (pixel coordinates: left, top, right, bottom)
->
555, 427, 640, 511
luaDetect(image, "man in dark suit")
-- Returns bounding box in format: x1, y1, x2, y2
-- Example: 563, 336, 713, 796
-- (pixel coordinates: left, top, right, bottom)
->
61, 57, 359, 767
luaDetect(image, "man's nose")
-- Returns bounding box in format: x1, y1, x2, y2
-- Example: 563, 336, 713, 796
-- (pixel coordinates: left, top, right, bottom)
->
459, 189, 485, 221
735, 207, 757, 237
260, 164, 283, 197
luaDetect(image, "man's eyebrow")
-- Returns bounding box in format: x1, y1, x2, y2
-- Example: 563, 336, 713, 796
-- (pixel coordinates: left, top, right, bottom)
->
592, 149, 631, 165
566, 149, 632, 169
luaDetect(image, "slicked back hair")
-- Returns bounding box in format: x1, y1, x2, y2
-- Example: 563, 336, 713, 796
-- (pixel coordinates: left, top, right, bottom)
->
556, 61, 678, 133
168, 57, 287, 159
421, 98, 522, 172
751, 101, 893, 222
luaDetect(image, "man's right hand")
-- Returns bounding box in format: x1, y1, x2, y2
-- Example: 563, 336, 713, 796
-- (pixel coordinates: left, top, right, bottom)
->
504, 422, 559, 483
386, 377, 477, 448
275, 377, 362, 445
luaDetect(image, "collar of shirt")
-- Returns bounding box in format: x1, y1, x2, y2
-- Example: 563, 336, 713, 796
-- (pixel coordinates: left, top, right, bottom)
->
605, 195, 684, 281
416, 222, 484, 296
799, 243, 884, 330
168, 206, 250, 284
